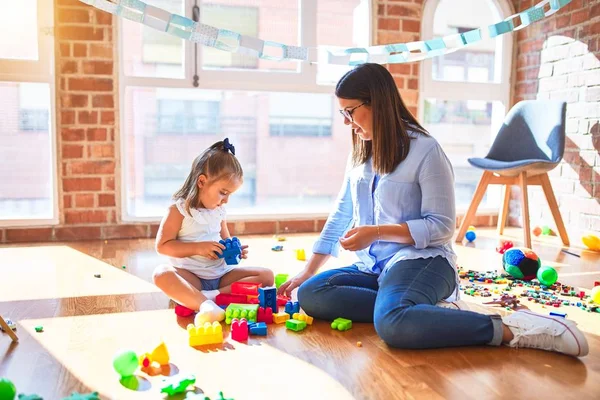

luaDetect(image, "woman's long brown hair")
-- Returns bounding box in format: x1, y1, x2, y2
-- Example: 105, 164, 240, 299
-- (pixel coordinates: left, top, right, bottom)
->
335, 63, 429, 175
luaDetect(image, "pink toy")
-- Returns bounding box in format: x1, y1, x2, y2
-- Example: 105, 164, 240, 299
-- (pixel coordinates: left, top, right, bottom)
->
231, 318, 249, 342
257, 307, 274, 324
215, 293, 248, 306
496, 240, 514, 254
175, 304, 195, 317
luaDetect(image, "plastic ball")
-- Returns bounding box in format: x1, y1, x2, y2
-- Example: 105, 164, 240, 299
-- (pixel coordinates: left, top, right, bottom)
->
0, 377, 16, 400
537, 266, 558, 286
591, 286, 600, 304
532, 226, 542, 237
113, 350, 139, 378
582, 234, 600, 251
465, 231, 477, 242
502, 247, 541, 281
467, 226, 476, 231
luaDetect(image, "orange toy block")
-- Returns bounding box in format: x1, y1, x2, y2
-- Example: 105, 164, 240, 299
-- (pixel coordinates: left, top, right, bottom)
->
292, 313, 313, 325
273, 312, 290, 324
187, 322, 223, 346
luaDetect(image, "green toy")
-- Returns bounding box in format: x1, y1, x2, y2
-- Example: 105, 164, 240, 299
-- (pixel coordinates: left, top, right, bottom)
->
160, 375, 196, 396
542, 225, 552, 235
60, 392, 99, 400
112, 350, 138, 378
34, 326, 43, 333
285, 319, 306, 332
0, 378, 16, 400
537, 266, 558, 286
331, 317, 352, 331
275, 274, 289, 289
225, 304, 258, 324
184, 391, 234, 400
18, 395, 43, 400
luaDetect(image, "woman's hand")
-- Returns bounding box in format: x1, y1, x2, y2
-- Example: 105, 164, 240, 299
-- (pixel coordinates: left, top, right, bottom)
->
241, 244, 249, 259
277, 269, 314, 298
196, 241, 226, 260
339, 226, 378, 251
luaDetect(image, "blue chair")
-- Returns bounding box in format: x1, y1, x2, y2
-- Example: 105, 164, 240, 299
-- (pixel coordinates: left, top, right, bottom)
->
455, 100, 569, 248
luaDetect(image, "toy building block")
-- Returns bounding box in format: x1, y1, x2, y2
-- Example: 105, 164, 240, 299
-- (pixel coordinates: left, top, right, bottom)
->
273, 312, 290, 324
217, 237, 242, 265
257, 306, 274, 324
248, 297, 259, 304
284, 301, 300, 317
292, 313, 313, 325
187, 322, 223, 346
271, 245, 283, 251
18, 394, 43, 400
275, 273, 289, 289
277, 295, 290, 306
0, 316, 18, 342
231, 282, 261, 296
231, 318, 249, 341
331, 317, 352, 331
160, 374, 196, 396
215, 293, 248, 306
61, 392, 100, 400
175, 304, 196, 317
249, 322, 267, 336
295, 249, 306, 261
286, 319, 307, 332
258, 286, 277, 313
225, 304, 258, 324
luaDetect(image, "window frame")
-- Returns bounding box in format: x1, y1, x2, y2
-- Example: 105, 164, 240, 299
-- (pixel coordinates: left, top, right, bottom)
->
0, 0, 58, 227
119, 0, 373, 222
419, 0, 514, 214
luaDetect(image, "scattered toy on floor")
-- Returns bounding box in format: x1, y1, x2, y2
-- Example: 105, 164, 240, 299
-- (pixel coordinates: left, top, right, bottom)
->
536, 266, 558, 287
275, 273, 288, 289
18, 394, 43, 400
113, 350, 139, 378
160, 374, 196, 396
34, 326, 43, 333
0, 377, 16, 400
295, 249, 306, 261
139, 342, 170, 368
532, 226, 542, 237
286, 319, 307, 332
0, 318, 16, 331
582, 233, 600, 251
93, 274, 101, 278
249, 322, 267, 336
60, 392, 100, 400
331, 318, 352, 331
356, 341, 362, 347
231, 318, 249, 342
225, 304, 258, 324
188, 321, 223, 347
591, 286, 600, 304
502, 247, 540, 281
175, 304, 196, 317
465, 230, 476, 242
496, 240, 514, 254
271, 245, 283, 252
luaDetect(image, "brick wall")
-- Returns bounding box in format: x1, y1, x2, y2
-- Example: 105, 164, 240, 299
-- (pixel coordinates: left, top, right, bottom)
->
510, 0, 600, 238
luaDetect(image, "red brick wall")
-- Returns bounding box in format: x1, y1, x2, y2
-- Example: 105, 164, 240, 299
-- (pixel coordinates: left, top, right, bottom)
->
510, 0, 600, 237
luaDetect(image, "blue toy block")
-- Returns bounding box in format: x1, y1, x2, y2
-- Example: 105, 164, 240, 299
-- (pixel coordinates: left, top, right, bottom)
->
217, 237, 242, 265
284, 301, 300, 317
248, 322, 267, 336
258, 286, 277, 313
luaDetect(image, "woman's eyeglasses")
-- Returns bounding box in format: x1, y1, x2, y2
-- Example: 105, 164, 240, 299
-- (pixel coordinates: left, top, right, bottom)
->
339, 102, 368, 122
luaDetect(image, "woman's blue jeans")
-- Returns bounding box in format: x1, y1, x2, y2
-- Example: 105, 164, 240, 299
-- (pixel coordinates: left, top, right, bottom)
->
297, 256, 503, 349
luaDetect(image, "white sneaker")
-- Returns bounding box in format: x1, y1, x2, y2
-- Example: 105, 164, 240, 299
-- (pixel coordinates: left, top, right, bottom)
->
503, 311, 589, 357
194, 300, 225, 325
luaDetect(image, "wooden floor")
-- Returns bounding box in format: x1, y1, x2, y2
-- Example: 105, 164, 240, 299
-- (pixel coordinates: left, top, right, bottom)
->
1, 229, 600, 400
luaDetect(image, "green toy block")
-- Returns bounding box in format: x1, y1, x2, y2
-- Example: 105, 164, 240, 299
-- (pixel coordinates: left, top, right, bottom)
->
285, 319, 307, 332
160, 374, 196, 396
225, 304, 258, 324
331, 317, 352, 331
61, 392, 100, 400
275, 273, 289, 289
18, 395, 43, 400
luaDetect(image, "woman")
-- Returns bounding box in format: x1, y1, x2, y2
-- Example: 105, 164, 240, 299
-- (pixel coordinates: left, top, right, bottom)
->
278, 63, 587, 357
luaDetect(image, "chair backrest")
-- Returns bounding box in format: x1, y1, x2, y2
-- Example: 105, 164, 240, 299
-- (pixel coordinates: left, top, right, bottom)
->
486, 100, 566, 163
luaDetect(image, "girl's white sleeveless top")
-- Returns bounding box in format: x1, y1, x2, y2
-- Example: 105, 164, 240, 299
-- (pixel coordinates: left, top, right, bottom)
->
168, 199, 235, 279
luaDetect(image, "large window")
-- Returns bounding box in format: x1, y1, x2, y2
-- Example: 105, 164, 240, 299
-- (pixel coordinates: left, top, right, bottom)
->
120, 0, 370, 219
0, 0, 56, 225
420, 0, 513, 210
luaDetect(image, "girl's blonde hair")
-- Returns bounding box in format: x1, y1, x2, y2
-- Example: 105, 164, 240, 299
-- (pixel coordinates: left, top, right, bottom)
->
173, 139, 243, 213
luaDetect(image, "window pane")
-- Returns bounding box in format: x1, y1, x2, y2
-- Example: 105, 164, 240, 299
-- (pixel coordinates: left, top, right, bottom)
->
432, 0, 501, 83
122, 0, 185, 79
423, 98, 505, 208
0, 82, 53, 219
0, 0, 39, 60
200, 1, 298, 72
316, 0, 369, 85
123, 87, 351, 217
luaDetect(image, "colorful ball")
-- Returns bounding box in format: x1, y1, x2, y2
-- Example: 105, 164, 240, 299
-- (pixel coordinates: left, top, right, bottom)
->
532, 226, 542, 237
537, 266, 558, 286
465, 231, 477, 242
0, 377, 16, 400
591, 286, 600, 304
582, 234, 600, 251
113, 350, 139, 378
542, 225, 552, 235
467, 226, 476, 231
502, 247, 541, 281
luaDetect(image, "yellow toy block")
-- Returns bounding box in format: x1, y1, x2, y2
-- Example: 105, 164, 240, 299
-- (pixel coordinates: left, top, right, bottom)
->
292, 313, 313, 325
273, 312, 290, 324
151, 342, 170, 365
295, 249, 306, 261
187, 322, 223, 346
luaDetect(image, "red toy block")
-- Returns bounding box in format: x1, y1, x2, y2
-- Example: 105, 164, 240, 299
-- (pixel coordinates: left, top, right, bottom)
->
175, 304, 195, 317
257, 307, 273, 324
231, 318, 249, 342
215, 293, 248, 306
248, 297, 259, 304
277, 295, 290, 306
595, 281, 600, 287
231, 282, 262, 296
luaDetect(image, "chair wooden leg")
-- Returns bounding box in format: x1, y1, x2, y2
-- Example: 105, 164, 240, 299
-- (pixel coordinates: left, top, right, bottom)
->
497, 184, 511, 236
539, 173, 570, 246
456, 171, 493, 243
0, 316, 18, 342
518, 172, 532, 249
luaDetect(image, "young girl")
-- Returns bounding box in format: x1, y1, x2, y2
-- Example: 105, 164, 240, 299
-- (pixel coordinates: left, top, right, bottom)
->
153, 138, 274, 323
279, 63, 588, 357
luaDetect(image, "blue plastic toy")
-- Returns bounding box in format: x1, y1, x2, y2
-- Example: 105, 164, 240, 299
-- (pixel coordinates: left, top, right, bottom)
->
217, 237, 242, 265
284, 301, 300, 317
465, 230, 477, 242
258, 287, 277, 313
248, 322, 267, 336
